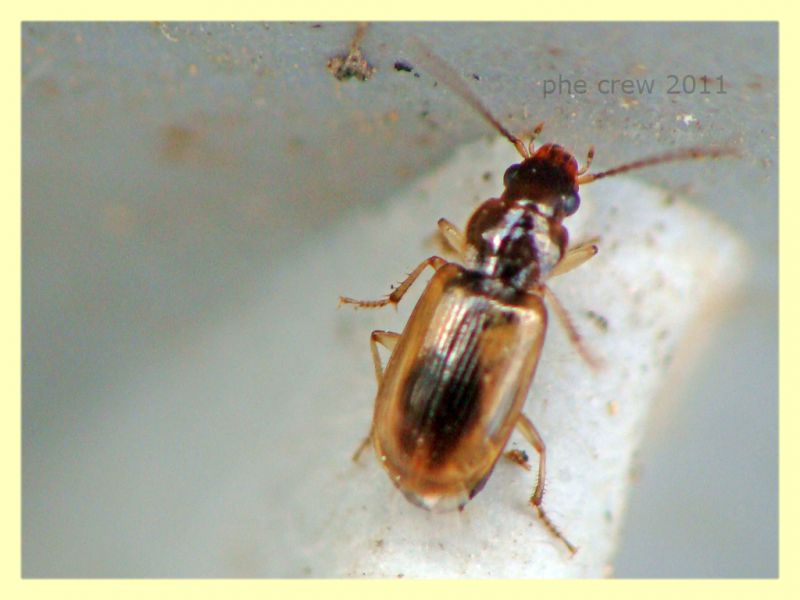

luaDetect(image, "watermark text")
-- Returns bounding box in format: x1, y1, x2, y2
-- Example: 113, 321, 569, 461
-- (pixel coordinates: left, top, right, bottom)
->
541, 74, 727, 99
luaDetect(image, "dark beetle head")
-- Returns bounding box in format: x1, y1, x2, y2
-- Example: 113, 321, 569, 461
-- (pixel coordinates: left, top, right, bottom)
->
501, 143, 581, 217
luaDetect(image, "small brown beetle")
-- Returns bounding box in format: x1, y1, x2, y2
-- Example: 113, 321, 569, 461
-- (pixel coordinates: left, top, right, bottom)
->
340, 44, 734, 555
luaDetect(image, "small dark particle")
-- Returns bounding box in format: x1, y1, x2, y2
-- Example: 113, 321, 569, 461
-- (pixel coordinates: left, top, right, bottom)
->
472, 73, 480, 81
311, 23, 323, 29
586, 310, 609, 331
394, 60, 414, 73
482, 171, 492, 181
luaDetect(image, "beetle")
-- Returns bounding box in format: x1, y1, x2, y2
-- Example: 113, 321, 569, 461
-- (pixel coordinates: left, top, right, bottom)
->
340, 44, 734, 555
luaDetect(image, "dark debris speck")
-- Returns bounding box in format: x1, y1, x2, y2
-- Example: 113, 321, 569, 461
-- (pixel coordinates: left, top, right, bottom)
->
394, 60, 414, 73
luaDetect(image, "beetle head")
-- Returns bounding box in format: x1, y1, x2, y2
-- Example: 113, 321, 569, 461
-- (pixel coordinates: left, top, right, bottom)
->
501, 143, 581, 217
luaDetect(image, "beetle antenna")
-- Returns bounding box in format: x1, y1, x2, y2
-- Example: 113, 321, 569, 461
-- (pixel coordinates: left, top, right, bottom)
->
411, 38, 529, 159
576, 145, 739, 185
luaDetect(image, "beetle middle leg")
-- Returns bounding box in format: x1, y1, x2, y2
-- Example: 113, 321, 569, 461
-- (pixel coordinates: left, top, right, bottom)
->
339, 255, 447, 309
516, 412, 577, 555
352, 330, 400, 462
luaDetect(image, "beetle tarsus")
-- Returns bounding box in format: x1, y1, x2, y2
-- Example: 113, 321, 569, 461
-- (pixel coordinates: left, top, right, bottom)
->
339, 295, 395, 309
531, 499, 578, 556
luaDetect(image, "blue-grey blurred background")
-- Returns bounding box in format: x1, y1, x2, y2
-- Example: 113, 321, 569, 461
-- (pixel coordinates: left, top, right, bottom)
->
22, 22, 777, 577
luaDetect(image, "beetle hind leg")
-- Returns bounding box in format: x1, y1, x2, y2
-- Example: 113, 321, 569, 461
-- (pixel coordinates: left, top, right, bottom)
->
351, 433, 373, 463
516, 413, 578, 556
368, 330, 400, 385
352, 330, 400, 463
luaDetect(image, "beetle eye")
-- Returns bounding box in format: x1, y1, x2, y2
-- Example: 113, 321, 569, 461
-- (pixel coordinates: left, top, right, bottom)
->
503, 164, 521, 188
562, 192, 580, 216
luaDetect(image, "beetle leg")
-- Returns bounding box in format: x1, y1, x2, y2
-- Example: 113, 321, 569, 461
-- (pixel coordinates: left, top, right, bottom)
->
437, 218, 466, 258
542, 283, 604, 370
517, 413, 577, 556
504, 448, 532, 470
352, 431, 373, 462
515, 414, 549, 507
576, 145, 595, 176
548, 240, 599, 279
352, 330, 400, 462
339, 256, 448, 309
369, 330, 400, 385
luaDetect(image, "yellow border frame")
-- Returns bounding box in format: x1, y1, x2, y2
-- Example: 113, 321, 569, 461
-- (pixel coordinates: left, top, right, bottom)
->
10, 3, 792, 597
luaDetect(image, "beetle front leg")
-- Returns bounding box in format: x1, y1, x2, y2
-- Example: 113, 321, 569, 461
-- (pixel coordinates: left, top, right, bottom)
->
548, 240, 599, 279
516, 412, 577, 556
339, 256, 448, 309
436, 218, 466, 259
352, 330, 400, 462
